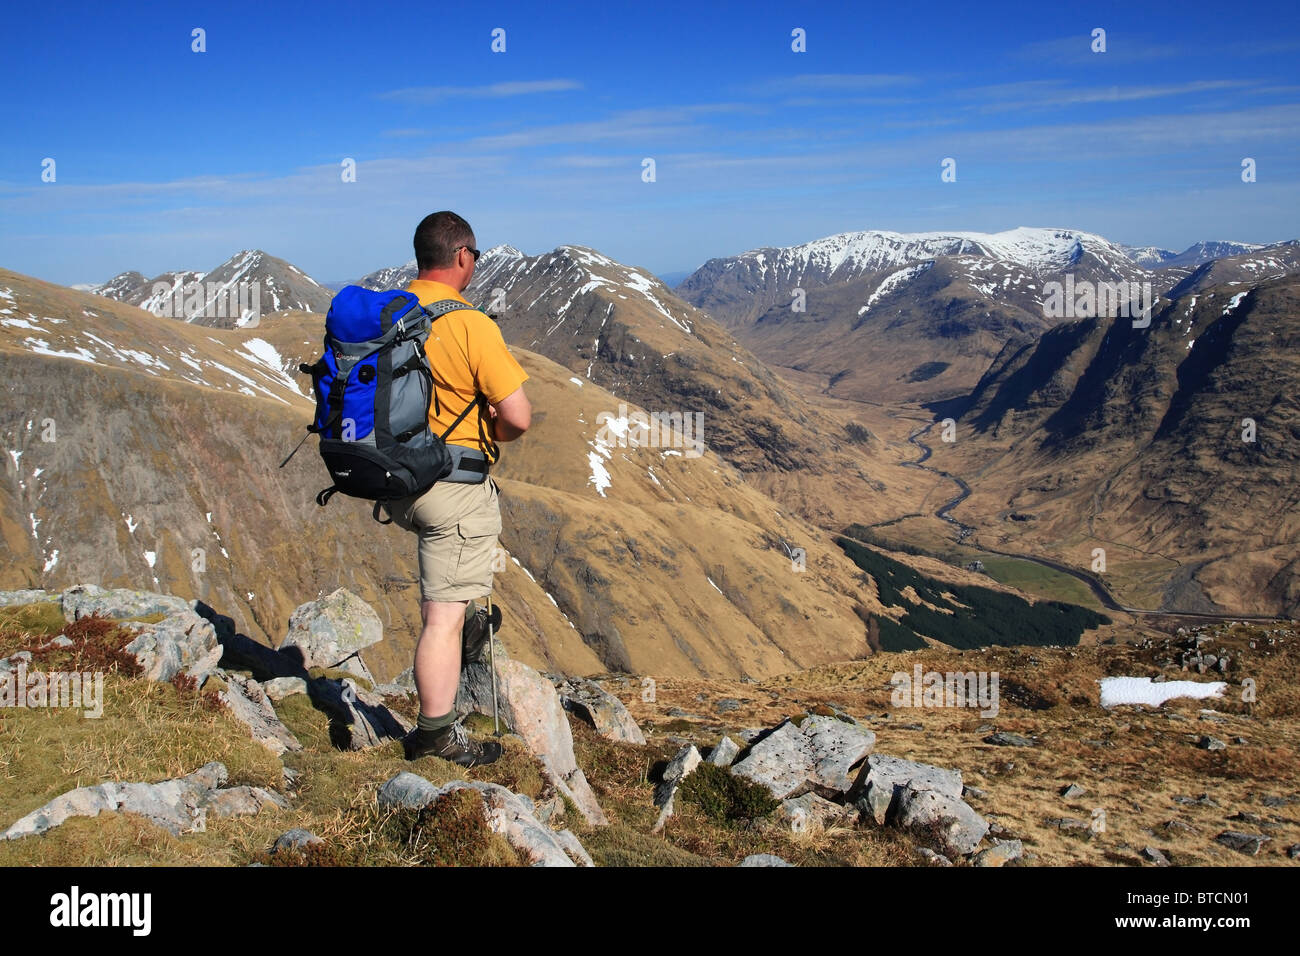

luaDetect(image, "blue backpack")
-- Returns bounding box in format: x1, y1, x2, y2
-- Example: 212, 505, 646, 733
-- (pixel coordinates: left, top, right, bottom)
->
280, 287, 486, 520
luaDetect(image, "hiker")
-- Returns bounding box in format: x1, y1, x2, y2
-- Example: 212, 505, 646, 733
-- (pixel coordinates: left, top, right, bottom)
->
384, 211, 531, 766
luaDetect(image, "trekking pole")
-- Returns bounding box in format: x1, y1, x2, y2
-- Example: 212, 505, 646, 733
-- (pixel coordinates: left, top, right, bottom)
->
486, 593, 501, 737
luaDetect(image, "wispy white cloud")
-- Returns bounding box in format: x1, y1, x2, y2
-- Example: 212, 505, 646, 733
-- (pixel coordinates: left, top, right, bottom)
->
1013, 34, 1183, 65
459, 103, 756, 150
746, 73, 918, 96
377, 79, 582, 104
959, 78, 1256, 113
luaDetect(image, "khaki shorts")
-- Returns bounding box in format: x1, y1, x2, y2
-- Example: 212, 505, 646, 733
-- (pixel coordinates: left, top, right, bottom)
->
386, 477, 502, 603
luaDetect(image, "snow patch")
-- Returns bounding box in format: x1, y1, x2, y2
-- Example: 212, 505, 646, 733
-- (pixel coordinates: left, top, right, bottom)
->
1098, 676, 1226, 708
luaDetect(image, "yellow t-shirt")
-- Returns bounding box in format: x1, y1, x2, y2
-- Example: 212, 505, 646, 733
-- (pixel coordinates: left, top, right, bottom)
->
405, 279, 528, 459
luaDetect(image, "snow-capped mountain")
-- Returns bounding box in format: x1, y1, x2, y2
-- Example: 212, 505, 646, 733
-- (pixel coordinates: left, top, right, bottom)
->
357, 258, 418, 292
356, 245, 528, 293
1120, 245, 1177, 267
677, 226, 1147, 329
86, 270, 149, 301
1164, 241, 1264, 269
1165, 240, 1300, 299
82, 251, 334, 327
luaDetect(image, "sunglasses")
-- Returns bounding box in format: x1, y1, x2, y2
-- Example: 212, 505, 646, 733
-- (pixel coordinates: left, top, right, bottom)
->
455, 245, 481, 262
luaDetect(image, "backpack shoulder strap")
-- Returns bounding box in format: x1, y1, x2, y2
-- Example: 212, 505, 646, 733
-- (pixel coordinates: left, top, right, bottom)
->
420, 298, 472, 322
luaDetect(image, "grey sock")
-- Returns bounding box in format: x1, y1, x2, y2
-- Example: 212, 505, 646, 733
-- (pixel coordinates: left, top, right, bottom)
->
417, 710, 457, 733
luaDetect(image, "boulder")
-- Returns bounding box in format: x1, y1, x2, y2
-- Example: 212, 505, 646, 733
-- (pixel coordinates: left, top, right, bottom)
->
652, 745, 702, 833
272, 829, 323, 854
984, 731, 1036, 747
0, 589, 56, 607
707, 736, 740, 768
458, 656, 606, 826
309, 677, 410, 750
1140, 846, 1172, 866
122, 610, 223, 684
377, 772, 441, 810
264, 677, 308, 701
915, 846, 953, 866
971, 839, 1023, 867
280, 588, 382, 681
550, 675, 646, 745
202, 786, 290, 818
375, 773, 592, 867
779, 792, 856, 834
739, 853, 793, 867
730, 716, 875, 800
219, 674, 302, 755
2, 762, 229, 839
848, 753, 964, 825
61, 584, 190, 623
654, 745, 702, 808
895, 784, 989, 856
1215, 831, 1270, 856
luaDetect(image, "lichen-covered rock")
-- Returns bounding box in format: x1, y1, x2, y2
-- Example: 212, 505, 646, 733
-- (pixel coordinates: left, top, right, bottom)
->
264, 677, 308, 701
202, 786, 290, 818
123, 610, 223, 684
377, 772, 441, 810
61, 584, 190, 623
707, 736, 740, 768
281, 589, 382, 681
458, 657, 606, 826
652, 744, 702, 833
849, 753, 964, 825
2, 762, 229, 840
550, 675, 646, 745
0, 589, 56, 607
895, 784, 989, 856
219, 674, 302, 755
309, 677, 409, 750
730, 715, 875, 799
375, 773, 592, 867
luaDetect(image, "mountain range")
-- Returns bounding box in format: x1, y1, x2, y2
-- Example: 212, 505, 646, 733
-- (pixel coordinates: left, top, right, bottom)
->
83, 250, 334, 327
15, 221, 1298, 662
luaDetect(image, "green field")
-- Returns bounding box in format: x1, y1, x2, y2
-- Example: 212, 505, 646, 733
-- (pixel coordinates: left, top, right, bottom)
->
975, 556, 1104, 611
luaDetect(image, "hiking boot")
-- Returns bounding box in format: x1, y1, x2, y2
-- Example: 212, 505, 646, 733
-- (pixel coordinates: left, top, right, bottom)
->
461, 601, 503, 667
403, 719, 502, 767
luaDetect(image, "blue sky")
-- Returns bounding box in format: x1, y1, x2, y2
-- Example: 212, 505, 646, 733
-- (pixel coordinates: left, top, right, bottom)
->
2, 0, 1298, 285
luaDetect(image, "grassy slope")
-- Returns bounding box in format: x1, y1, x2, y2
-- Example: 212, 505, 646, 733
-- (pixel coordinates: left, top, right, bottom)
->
3, 603, 1296, 867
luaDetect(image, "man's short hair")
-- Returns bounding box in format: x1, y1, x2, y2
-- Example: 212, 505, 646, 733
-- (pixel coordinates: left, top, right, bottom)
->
414, 211, 475, 271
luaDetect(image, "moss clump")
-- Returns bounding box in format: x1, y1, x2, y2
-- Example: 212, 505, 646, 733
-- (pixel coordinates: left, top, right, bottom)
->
678, 762, 780, 825
386, 788, 521, 866
0, 601, 66, 641
251, 840, 355, 867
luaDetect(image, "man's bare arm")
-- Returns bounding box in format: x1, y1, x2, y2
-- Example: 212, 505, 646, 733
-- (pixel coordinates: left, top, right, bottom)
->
488, 385, 531, 442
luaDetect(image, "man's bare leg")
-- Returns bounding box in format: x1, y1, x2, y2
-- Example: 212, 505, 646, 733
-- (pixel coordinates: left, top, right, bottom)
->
405, 597, 502, 765
414, 598, 466, 718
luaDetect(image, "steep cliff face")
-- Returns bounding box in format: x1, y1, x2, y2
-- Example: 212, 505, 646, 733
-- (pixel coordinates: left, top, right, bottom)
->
946, 274, 1300, 616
